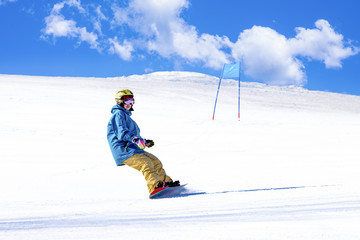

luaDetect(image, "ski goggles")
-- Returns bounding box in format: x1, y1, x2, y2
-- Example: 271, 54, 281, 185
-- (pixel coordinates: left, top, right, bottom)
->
124, 98, 134, 105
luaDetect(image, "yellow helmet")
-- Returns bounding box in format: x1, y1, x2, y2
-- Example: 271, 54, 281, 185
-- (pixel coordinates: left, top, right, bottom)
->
115, 89, 134, 104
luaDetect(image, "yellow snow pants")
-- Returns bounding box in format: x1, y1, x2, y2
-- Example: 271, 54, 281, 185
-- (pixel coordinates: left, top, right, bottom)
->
123, 152, 172, 194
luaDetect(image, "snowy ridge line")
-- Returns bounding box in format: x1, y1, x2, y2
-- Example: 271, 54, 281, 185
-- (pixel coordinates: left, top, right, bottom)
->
174, 184, 334, 198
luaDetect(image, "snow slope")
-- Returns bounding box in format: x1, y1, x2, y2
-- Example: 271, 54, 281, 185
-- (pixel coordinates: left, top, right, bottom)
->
1, 72, 360, 239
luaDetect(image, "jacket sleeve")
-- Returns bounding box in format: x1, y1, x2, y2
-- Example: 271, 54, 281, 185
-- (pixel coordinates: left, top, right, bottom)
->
113, 112, 135, 142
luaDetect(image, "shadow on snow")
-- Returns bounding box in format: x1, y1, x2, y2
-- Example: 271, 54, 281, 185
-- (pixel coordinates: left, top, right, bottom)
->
170, 185, 332, 199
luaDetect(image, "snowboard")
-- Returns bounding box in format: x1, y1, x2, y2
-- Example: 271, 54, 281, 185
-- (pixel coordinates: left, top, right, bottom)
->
149, 184, 187, 199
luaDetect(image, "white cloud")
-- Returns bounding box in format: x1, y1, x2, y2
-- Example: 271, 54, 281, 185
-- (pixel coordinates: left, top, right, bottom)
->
43, 0, 99, 50
289, 19, 359, 68
0, 0, 16, 6
110, 1, 358, 86
44, 14, 78, 38
231, 20, 359, 86
111, 0, 231, 69
42, 1, 359, 86
109, 37, 134, 61
78, 27, 98, 49
172, 30, 231, 69
92, 6, 107, 35
231, 26, 306, 86
51, 0, 85, 14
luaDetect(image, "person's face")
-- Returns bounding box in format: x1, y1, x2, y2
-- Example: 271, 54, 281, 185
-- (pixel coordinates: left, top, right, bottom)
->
123, 97, 134, 110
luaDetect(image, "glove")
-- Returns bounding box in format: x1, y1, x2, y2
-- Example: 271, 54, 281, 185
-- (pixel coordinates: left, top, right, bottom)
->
145, 139, 154, 148
132, 137, 146, 150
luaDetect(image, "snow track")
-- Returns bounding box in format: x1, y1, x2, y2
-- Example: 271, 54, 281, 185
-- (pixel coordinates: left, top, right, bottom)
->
1, 72, 360, 239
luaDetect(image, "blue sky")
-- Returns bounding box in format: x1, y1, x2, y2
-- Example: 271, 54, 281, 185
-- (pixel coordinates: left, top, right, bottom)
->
1, 0, 359, 95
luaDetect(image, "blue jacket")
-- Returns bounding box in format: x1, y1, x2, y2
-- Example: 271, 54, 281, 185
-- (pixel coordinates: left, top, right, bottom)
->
107, 105, 145, 166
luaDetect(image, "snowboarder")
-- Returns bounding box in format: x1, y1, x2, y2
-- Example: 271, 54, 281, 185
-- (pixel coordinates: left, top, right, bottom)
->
107, 89, 180, 196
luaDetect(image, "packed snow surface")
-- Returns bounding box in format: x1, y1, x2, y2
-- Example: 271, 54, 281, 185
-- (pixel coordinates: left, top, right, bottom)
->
1, 72, 360, 239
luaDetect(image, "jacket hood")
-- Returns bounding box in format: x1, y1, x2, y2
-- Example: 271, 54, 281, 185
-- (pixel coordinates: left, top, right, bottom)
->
111, 104, 132, 116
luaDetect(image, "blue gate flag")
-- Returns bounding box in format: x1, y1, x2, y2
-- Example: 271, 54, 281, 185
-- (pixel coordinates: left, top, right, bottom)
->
212, 62, 241, 120
222, 62, 240, 79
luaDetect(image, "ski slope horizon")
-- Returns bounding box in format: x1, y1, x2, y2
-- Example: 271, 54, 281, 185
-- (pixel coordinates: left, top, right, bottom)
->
1, 71, 360, 239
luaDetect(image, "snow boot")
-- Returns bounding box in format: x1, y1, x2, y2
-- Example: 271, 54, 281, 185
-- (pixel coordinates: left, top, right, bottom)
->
165, 180, 180, 187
